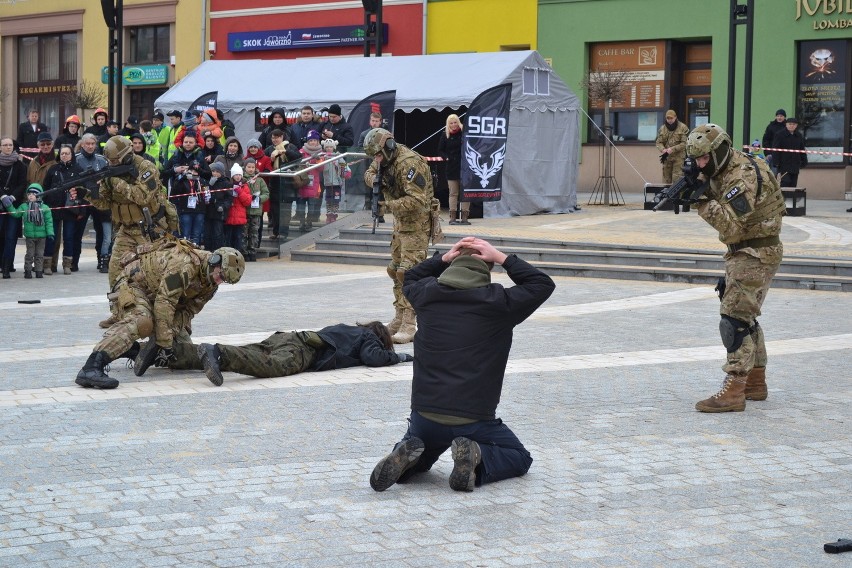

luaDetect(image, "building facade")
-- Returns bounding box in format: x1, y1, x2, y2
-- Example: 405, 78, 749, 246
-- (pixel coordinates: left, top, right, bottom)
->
209, 0, 425, 61
539, 0, 852, 199
426, 0, 537, 54
0, 0, 205, 137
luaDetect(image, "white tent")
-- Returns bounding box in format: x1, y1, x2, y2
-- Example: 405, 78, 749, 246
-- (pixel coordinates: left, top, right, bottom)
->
156, 50, 580, 217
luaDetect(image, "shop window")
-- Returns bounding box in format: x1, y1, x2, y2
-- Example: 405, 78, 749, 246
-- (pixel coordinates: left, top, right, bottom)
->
796, 39, 847, 164
588, 111, 660, 143
129, 25, 170, 64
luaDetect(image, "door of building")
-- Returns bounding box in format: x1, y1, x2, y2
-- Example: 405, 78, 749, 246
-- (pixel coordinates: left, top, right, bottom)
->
129, 88, 168, 122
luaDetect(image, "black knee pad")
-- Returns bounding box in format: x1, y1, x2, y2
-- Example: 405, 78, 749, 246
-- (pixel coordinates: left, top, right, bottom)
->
720, 315, 751, 353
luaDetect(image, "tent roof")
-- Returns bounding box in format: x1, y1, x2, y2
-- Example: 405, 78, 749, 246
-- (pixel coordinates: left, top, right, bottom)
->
156, 50, 579, 115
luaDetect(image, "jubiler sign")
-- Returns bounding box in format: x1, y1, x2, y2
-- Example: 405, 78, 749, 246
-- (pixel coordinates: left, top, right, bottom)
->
461, 83, 512, 203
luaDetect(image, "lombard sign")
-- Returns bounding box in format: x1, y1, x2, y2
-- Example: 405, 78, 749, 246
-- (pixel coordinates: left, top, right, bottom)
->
229, 24, 389, 52
795, 0, 852, 29
101, 65, 169, 86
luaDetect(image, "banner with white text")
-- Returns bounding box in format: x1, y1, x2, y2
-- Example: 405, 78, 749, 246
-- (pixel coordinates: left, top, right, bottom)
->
461, 83, 511, 202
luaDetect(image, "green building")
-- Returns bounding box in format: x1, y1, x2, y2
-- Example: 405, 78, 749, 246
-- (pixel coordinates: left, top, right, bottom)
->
538, 0, 851, 199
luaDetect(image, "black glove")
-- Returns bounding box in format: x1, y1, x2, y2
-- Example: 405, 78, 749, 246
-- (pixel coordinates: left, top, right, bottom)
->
397, 353, 414, 363
659, 153, 668, 164
153, 347, 176, 368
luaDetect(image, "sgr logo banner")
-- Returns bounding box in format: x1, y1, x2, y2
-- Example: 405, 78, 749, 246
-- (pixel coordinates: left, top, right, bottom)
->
461, 84, 512, 202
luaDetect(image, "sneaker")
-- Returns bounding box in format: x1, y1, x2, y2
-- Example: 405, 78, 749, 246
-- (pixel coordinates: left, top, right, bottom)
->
370, 437, 425, 492
197, 343, 224, 386
449, 437, 481, 492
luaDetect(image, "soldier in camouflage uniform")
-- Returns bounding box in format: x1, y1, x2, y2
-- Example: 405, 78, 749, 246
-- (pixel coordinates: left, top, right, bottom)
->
364, 128, 440, 344
81, 136, 179, 328
655, 110, 690, 184
74, 243, 244, 389
685, 124, 786, 413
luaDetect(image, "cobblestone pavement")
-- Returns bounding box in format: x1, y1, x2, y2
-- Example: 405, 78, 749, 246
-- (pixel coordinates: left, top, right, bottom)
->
0, 202, 850, 567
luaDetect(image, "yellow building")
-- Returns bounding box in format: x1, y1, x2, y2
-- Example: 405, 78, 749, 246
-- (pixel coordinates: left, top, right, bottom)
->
0, 0, 206, 137
427, 0, 537, 54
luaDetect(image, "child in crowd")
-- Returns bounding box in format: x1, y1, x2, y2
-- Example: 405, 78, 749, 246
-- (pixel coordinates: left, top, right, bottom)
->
242, 158, 269, 262
298, 130, 324, 232
244, 138, 273, 243
224, 164, 252, 253
320, 138, 350, 223
2, 183, 54, 278
204, 161, 233, 251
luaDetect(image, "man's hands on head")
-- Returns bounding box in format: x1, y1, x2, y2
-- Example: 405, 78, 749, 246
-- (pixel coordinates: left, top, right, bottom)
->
441, 237, 508, 265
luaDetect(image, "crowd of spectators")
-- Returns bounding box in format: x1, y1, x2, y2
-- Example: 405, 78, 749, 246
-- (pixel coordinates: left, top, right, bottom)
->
0, 103, 364, 277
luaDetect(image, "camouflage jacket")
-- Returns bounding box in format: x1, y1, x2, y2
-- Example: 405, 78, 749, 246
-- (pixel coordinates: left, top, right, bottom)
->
125, 242, 218, 347
655, 121, 690, 156
696, 151, 786, 251
365, 144, 432, 228
88, 154, 165, 226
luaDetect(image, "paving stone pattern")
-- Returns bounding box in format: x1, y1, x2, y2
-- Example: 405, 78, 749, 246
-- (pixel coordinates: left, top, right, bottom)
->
0, 199, 850, 567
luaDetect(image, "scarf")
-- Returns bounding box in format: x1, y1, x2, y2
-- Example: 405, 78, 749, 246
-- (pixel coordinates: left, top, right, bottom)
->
437, 256, 492, 290
0, 152, 19, 167
27, 200, 45, 226
665, 121, 677, 132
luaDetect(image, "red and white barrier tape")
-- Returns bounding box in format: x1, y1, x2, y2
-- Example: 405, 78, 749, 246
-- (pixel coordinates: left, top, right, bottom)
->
746, 145, 852, 158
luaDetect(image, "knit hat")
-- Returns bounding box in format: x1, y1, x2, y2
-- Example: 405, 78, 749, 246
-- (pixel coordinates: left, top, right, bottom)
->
665, 110, 676, 119
26, 183, 43, 195
244, 157, 257, 166
321, 138, 338, 150
247, 138, 261, 149
209, 162, 226, 175
776, 109, 787, 117
437, 255, 492, 290
327, 103, 342, 116
306, 130, 321, 141
37, 132, 53, 142
230, 163, 243, 177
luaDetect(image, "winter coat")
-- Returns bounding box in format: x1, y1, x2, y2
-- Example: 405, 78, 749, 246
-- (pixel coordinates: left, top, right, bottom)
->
244, 150, 272, 172
298, 147, 324, 199
7, 200, 54, 238
224, 181, 252, 226
245, 176, 269, 217
438, 130, 464, 180
319, 118, 355, 149
201, 140, 224, 164
403, 252, 555, 421
205, 175, 234, 221
26, 151, 57, 186
313, 324, 407, 371
16, 120, 49, 152
213, 137, 244, 173
164, 148, 211, 214
771, 129, 808, 176
258, 108, 294, 148
42, 158, 86, 220
0, 157, 28, 204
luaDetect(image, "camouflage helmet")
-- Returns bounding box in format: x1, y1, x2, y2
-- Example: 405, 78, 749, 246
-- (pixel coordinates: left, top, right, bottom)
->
209, 247, 245, 284
363, 128, 397, 161
686, 123, 732, 178
103, 135, 134, 165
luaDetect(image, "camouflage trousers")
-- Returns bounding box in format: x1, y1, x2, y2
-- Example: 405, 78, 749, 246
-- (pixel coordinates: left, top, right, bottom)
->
108, 225, 151, 288
662, 153, 686, 185
720, 248, 781, 376
389, 215, 430, 310
95, 282, 155, 359
212, 331, 320, 378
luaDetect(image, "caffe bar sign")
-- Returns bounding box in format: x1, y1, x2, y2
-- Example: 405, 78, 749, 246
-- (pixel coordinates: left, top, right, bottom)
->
796, 0, 852, 29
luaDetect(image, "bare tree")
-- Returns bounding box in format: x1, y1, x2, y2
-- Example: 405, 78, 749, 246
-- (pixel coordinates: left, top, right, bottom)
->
581, 65, 631, 205
63, 79, 107, 112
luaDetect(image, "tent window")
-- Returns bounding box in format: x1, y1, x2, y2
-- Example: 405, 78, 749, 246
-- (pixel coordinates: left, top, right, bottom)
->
537, 69, 550, 96
523, 68, 536, 95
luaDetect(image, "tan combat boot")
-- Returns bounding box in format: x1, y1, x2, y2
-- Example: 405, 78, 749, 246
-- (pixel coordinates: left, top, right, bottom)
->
392, 309, 416, 344
99, 313, 119, 329
744, 367, 767, 401
387, 307, 404, 336
695, 374, 747, 413
62, 256, 73, 275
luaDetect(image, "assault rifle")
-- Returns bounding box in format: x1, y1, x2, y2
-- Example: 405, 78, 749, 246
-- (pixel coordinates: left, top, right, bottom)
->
40, 163, 135, 201
371, 162, 383, 234
652, 157, 708, 214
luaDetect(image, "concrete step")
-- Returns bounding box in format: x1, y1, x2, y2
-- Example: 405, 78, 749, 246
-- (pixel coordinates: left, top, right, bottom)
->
311, 237, 852, 278
291, 247, 852, 292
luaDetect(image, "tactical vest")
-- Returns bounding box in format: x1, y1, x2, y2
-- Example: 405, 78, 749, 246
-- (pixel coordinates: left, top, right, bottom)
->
740, 153, 786, 224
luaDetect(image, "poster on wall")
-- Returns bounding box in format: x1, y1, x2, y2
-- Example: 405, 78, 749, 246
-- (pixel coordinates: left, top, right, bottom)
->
797, 40, 846, 164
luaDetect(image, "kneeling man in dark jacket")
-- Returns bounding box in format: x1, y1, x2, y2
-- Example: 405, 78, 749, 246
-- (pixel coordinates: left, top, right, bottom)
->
370, 237, 555, 492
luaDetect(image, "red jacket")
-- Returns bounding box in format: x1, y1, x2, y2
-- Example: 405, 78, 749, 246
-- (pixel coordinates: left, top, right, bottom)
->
225, 181, 252, 225
244, 150, 272, 172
